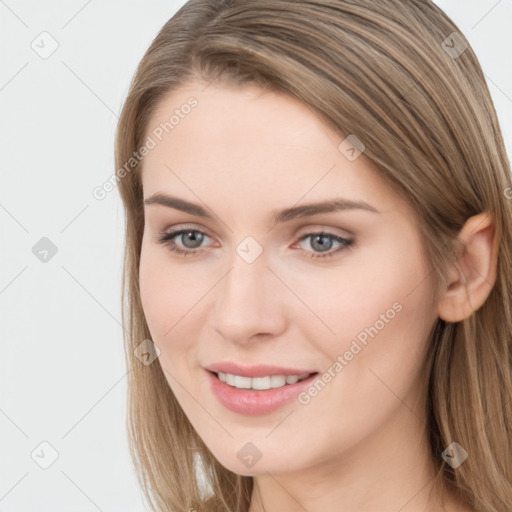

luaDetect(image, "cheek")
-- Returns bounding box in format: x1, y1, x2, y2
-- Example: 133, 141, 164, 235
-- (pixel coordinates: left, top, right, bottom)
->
299, 230, 436, 381
139, 240, 188, 331
138, 241, 207, 373
289, 255, 436, 458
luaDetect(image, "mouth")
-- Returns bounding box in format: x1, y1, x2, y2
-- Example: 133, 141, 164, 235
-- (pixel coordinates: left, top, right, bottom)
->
207, 370, 318, 391
205, 368, 320, 415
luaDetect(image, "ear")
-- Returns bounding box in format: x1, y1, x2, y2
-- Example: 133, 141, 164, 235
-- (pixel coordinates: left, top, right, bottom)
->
437, 212, 499, 322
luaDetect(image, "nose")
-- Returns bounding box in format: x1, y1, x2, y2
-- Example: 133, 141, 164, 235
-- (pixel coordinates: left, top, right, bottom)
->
212, 255, 287, 345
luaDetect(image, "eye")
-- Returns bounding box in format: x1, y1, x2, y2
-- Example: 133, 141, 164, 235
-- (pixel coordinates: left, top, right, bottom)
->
295, 232, 355, 260
155, 227, 355, 260
155, 228, 212, 256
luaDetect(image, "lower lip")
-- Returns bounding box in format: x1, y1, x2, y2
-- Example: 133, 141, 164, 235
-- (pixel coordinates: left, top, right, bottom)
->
206, 370, 318, 416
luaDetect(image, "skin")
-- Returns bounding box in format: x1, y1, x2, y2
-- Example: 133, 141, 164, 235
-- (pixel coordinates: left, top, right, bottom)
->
138, 79, 497, 512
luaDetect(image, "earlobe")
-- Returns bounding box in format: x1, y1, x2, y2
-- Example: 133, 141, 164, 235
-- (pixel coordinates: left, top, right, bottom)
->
437, 212, 499, 323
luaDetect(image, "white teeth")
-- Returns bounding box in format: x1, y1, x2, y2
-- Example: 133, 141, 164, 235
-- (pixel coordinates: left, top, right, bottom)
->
234, 375, 252, 389
217, 372, 311, 390
250, 376, 269, 390
270, 375, 286, 388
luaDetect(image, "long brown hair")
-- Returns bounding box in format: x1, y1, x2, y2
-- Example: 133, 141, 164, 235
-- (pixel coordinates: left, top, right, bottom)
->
114, 1, 512, 510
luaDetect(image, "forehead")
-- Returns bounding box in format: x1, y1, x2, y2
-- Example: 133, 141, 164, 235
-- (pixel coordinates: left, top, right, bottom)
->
144, 79, 340, 154
140, 79, 406, 219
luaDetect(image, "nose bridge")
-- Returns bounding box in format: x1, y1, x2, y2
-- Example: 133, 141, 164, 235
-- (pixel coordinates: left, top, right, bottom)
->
213, 251, 285, 343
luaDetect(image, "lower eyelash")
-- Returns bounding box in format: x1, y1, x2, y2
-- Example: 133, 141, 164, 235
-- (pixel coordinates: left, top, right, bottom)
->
155, 229, 354, 260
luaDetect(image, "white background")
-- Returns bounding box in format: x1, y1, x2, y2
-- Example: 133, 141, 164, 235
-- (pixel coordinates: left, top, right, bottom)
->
0, 1, 511, 510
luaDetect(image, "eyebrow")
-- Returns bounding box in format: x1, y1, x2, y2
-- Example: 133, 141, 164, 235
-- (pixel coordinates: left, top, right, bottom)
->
143, 192, 380, 224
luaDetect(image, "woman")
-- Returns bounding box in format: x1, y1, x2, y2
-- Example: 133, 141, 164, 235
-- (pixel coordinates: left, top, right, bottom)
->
115, 1, 512, 510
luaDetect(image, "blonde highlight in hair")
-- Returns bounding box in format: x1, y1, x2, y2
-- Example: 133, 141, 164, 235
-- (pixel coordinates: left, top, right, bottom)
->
115, 1, 512, 510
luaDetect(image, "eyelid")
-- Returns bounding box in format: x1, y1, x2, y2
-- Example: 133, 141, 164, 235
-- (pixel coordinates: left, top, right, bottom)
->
159, 223, 353, 244
295, 224, 354, 238
160, 223, 216, 241
156, 223, 355, 262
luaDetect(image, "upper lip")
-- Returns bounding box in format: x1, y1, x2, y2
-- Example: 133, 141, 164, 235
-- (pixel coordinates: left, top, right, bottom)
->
204, 362, 318, 378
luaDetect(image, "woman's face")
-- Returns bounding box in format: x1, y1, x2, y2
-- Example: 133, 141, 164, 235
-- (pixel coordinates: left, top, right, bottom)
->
139, 79, 439, 476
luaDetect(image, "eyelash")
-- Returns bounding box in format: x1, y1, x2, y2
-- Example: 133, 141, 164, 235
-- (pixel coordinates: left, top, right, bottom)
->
155, 228, 355, 260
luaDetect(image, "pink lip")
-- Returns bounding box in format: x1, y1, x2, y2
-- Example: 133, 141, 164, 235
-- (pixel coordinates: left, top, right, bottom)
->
205, 369, 319, 416
204, 361, 317, 378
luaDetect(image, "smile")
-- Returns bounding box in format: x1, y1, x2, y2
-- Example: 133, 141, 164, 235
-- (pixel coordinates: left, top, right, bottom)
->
206, 369, 319, 416
217, 371, 312, 390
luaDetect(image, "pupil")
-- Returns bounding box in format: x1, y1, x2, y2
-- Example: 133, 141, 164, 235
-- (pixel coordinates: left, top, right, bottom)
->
312, 234, 332, 252
183, 231, 203, 248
